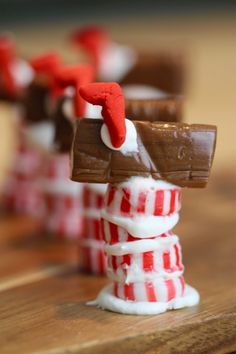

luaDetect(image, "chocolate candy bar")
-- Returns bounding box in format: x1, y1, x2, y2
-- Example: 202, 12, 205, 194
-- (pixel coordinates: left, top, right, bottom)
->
71, 119, 216, 188
120, 52, 185, 94
22, 80, 50, 123
125, 95, 182, 122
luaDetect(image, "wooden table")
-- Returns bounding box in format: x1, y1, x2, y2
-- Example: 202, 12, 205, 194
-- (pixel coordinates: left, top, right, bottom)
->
0, 172, 235, 354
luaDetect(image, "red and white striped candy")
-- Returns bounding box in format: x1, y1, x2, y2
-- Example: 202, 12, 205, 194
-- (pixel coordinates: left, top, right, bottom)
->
107, 240, 183, 280
105, 184, 181, 217
113, 276, 185, 302
101, 219, 174, 244
82, 216, 103, 241
42, 153, 71, 180
79, 239, 106, 274
83, 185, 104, 209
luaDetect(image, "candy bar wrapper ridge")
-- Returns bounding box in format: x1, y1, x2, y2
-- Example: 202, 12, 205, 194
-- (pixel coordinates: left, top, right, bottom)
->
71, 119, 217, 188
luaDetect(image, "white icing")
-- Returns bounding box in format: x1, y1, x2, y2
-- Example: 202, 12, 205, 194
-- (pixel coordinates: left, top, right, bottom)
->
38, 177, 82, 195
123, 84, 167, 99
86, 183, 107, 195
84, 102, 102, 119
88, 283, 200, 315
24, 122, 55, 151
101, 118, 138, 155
99, 43, 137, 82
62, 98, 102, 120
11, 59, 34, 88
118, 176, 180, 191
104, 235, 179, 256
107, 267, 183, 283
101, 209, 179, 238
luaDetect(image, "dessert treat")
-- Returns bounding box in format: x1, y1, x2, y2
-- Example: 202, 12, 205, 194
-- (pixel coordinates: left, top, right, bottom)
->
0, 33, 33, 101
69, 26, 184, 94
53, 65, 107, 265
70, 82, 217, 315
0, 35, 45, 215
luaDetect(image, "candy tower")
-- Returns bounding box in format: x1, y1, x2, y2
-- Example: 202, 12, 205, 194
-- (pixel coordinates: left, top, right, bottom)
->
70, 82, 217, 315
69, 26, 184, 94
0, 35, 45, 214
52, 65, 107, 268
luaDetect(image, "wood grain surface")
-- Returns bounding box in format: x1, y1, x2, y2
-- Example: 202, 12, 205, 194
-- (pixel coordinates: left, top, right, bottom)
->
0, 173, 235, 354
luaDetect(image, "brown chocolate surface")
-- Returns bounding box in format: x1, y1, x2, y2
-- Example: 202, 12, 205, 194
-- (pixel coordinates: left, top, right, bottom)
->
125, 95, 183, 122
120, 51, 185, 95
71, 119, 216, 188
53, 97, 74, 153
22, 80, 50, 123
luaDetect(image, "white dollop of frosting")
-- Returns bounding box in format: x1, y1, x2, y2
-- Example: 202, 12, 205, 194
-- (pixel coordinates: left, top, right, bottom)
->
119, 176, 180, 191
123, 84, 167, 99
11, 59, 34, 88
62, 98, 102, 121
99, 43, 137, 82
101, 118, 138, 155
88, 283, 200, 315
24, 122, 55, 151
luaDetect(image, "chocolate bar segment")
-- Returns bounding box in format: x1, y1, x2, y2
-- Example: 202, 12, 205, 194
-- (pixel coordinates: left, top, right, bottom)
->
120, 52, 185, 95
125, 96, 182, 122
53, 97, 74, 152
21, 80, 50, 123
71, 119, 216, 188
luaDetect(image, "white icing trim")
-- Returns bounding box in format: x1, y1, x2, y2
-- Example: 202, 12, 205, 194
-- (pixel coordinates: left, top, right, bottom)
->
118, 176, 180, 190
88, 283, 200, 315
101, 209, 179, 238
100, 118, 138, 155
123, 84, 168, 99
107, 267, 184, 283
104, 235, 179, 256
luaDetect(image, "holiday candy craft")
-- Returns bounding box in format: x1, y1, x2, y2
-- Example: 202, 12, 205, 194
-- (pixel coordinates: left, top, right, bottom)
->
51, 64, 107, 265
69, 26, 185, 94
70, 82, 216, 315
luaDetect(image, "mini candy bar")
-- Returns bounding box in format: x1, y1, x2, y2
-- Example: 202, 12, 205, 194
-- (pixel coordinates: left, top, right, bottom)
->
120, 51, 185, 94
125, 95, 183, 122
72, 119, 216, 188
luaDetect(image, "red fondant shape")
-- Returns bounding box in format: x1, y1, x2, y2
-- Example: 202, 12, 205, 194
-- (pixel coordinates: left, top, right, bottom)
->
69, 26, 109, 71
0, 35, 17, 94
55, 64, 95, 117
79, 82, 126, 148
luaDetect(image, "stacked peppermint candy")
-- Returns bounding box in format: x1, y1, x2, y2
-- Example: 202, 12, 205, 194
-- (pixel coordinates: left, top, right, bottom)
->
80, 184, 107, 274
102, 179, 184, 303
79, 82, 199, 314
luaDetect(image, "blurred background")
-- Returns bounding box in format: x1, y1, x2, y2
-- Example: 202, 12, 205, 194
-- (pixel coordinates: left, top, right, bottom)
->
0, 0, 235, 182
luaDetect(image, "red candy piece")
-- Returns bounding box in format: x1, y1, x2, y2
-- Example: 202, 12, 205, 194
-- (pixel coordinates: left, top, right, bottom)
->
0, 34, 17, 94
55, 64, 95, 117
79, 82, 126, 148
69, 26, 109, 71
30, 52, 62, 86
